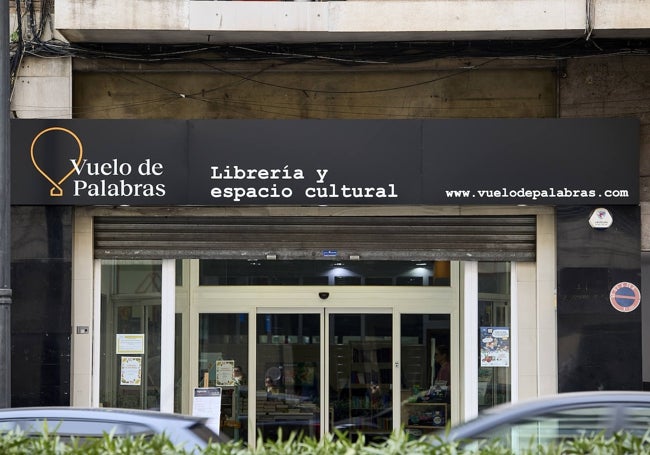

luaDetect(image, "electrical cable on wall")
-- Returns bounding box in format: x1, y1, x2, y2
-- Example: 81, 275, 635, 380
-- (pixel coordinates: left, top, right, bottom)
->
8, 0, 650, 118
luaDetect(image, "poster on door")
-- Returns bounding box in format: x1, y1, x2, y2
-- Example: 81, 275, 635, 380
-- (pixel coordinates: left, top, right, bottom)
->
480, 327, 510, 367
215, 360, 236, 386
116, 334, 145, 354
120, 356, 142, 385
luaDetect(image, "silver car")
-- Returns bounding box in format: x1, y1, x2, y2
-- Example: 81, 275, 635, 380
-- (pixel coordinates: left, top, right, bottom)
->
0, 407, 228, 450
439, 391, 650, 450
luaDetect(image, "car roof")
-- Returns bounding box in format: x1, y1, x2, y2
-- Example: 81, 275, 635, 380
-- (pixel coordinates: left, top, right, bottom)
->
445, 391, 650, 440
483, 391, 650, 412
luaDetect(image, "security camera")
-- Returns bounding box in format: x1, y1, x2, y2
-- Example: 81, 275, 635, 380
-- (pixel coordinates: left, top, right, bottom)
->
319, 292, 330, 300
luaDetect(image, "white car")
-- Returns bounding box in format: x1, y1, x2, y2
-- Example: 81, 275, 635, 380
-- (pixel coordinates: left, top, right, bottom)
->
0, 407, 228, 450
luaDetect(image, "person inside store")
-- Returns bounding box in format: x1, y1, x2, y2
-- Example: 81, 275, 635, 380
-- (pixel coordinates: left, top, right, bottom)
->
434, 344, 450, 384
433, 344, 451, 403
233, 365, 246, 385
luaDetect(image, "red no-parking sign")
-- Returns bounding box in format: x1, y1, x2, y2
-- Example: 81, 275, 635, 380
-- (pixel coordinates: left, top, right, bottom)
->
609, 282, 641, 312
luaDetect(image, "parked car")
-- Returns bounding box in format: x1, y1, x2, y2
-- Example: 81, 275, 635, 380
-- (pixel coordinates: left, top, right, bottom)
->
0, 407, 228, 450
437, 391, 650, 450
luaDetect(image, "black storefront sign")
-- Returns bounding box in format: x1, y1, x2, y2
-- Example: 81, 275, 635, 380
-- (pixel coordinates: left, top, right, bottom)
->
11, 118, 639, 206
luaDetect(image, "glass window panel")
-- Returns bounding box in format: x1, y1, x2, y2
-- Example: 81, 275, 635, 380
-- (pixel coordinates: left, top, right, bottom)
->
99, 260, 162, 411
478, 262, 511, 412
330, 314, 392, 443
401, 314, 451, 438
174, 313, 182, 414
199, 260, 450, 287
175, 259, 183, 286
256, 314, 321, 441
198, 313, 248, 444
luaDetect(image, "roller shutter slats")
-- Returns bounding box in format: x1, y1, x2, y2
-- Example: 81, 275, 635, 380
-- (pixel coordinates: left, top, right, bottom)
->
94, 216, 535, 261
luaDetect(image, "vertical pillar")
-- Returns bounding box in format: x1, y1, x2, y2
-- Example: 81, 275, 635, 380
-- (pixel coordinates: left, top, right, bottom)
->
0, 0, 12, 408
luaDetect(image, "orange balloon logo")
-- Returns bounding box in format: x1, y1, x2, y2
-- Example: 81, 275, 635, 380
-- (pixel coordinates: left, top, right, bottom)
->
30, 127, 83, 197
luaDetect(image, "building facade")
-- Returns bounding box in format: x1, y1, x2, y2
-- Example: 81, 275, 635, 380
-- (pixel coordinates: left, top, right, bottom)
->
8, 0, 650, 445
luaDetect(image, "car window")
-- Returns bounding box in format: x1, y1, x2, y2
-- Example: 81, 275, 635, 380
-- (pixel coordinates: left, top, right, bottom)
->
623, 405, 650, 435
466, 407, 614, 451
0, 418, 153, 438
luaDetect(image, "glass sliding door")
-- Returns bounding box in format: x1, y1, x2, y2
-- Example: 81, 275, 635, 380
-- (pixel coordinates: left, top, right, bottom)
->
255, 312, 321, 441
400, 314, 451, 437
187, 259, 458, 445
193, 305, 454, 445
328, 312, 393, 442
